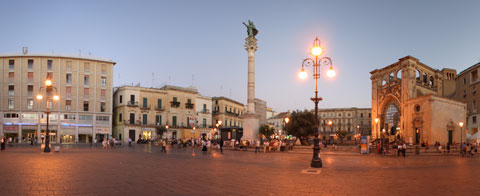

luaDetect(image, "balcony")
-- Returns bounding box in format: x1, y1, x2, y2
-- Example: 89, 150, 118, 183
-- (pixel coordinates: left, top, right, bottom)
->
225, 111, 240, 117
200, 109, 210, 114
155, 105, 164, 111
140, 104, 150, 110
185, 103, 194, 109
170, 101, 180, 108
127, 101, 139, 107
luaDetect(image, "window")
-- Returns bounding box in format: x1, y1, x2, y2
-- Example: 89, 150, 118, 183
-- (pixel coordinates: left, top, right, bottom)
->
47, 60, 53, 70
173, 96, 178, 102
369, 113, 371, 117
22, 114, 37, 119
472, 70, 478, 83
156, 115, 162, 125
66, 73, 72, 84
101, 89, 106, 100
203, 118, 207, 128
464, 90, 467, 98
66, 100, 71, 111
129, 113, 135, 124
84, 63, 90, 72
4, 113, 19, 118
473, 100, 477, 111
8, 60, 14, 69
46, 72, 53, 80
473, 116, 477, 124
8, 99, 14, 109
101, 77, 106, 87
119, 113, 123, 122
84, 88, 89, 98
172, 116, 177, 126
130, 94, 135, 103
27, 72, 33, 83
84, 75, 89, 85
64, 114, 76, 120
464, 78, 467, 84
143, 97, 148, 108
79, 115, 93, 121
119, 95, 123, 104
28, 59, 34, 69
157, 99, 162, 109
8, 85, 14, 96
8, 72, 14, 82
360, 113, 364, 118
27, 85, 33, 96
96, 116, 109, 121
66, 61, 72, 72
142, 114, 148, 125
100, 102, 106, 112
27, 99, 33, 110
83, 101, 89, 111
66, 87, 72, 97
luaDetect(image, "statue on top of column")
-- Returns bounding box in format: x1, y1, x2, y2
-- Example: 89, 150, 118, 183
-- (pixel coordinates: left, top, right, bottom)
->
243, 20, 258, 37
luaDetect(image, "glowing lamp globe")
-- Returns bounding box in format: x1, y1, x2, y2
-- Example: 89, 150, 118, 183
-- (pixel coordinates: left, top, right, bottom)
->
311, 46, 323, 56
45, 79, 52, 86
326, 66, 336, 78
298, 69, 308, 79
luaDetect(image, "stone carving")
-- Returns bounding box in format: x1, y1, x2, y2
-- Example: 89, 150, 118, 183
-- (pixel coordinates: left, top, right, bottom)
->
244, 36, 258, 52
378, 84, 401, 104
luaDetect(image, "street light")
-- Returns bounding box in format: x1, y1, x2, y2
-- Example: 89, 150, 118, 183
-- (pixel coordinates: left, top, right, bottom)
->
459, 121, 464, 145
299, 37, 335, 168
283, 117, 290, 138
36, 78, 59, 152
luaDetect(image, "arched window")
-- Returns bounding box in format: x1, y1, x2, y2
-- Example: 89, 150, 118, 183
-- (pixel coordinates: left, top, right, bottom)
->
389, 72, 395, 82
416, 70, 420, 81
396, 70, 402, 80
429, 76, 434, 87
382, 78, 387, 86
423, 73, 427, 84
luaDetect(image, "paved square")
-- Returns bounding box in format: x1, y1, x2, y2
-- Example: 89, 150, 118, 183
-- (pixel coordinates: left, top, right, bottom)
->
1, 144, 479, 196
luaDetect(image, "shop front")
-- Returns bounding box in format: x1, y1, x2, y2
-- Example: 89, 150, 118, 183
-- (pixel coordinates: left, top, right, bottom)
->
41, 129, 57, 144
96, 127, 110, 143
79, 127, 93, 143
21, 129, 37, 144
60, 128, 76, 144
4, 125, 19, 143
142, 127, 154, 140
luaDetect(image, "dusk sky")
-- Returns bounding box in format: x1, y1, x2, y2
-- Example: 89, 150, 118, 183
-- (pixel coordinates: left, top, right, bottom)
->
1, 0, 480, 113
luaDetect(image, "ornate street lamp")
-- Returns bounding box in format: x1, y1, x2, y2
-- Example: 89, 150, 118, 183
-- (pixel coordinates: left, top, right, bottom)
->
36, 78, 59, 152
299, 37, 335, 168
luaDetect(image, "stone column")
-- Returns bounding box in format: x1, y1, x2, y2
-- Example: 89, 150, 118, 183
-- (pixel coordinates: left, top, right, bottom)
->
242, 36, 259, 141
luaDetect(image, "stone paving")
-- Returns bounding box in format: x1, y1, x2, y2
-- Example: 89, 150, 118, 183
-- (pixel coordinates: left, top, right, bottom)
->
1, 144, 480, 196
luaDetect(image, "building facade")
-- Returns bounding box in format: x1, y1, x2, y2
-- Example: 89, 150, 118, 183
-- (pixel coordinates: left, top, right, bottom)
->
195, 94, 213, 139
318, 108, 371, 141
371, 56, 465, 145
212, 96, 244, 140
266, 111, 290, 137
454, 62, 480, 135
0, 52, 115, 143
113, 85, 206, 142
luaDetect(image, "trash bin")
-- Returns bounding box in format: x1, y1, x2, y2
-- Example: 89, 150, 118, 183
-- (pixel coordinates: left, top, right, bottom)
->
54, 145, 61, 152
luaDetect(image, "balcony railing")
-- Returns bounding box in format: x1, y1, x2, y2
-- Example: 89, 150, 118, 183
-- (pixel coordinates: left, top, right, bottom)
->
127, 101, 139, 107
170, 101, 180, 108
141, 104, 151, 110
185, 103, 194, 109
200, 109, 210, 113
155, 105, 164, 111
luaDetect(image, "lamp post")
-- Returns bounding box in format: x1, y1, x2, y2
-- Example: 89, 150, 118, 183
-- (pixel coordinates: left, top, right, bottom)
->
283, 117, 289, 137
298, 37, 335, 168
36, 78, 59, 152
374, 118, 379, 140
459, 121, 464, 145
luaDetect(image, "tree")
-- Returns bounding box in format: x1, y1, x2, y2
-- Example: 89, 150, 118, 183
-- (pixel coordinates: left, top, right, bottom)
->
258, 124, 275, 139
156, 126, 167, 140
285, 110, 316, 145
336, 130, 348, 144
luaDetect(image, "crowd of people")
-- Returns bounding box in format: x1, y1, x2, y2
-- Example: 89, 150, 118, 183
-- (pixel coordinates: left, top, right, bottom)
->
374, 139, 480, 157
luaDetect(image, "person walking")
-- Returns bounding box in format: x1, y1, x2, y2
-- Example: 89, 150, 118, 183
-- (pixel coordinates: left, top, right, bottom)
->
219, 139, 224, 153
255, 140, 260, 153
128, 137, 132, 147
161, 139, 167, 153
1, 136, 5, 151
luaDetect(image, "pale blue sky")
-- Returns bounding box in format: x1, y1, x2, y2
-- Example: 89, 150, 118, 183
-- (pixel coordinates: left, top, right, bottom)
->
1, 0, 480, 112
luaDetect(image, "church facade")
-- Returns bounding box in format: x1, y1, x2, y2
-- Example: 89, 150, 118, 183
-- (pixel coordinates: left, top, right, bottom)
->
371, 56, 466, 145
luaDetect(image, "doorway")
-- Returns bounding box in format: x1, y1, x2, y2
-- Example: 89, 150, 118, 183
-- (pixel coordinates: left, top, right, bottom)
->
129, 130, 135, 141
448, 130, 453, 145
415, 129, 420, 144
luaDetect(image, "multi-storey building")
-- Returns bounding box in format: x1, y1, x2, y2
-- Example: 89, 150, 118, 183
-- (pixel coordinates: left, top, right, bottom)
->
266, 111, 290, 137
212, 96, 244, 140
0, 51, 115, 143
454, 62, 480, 134
113, 85, 211, 142
195, 94, 213, 139
318, 107, 371, 141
